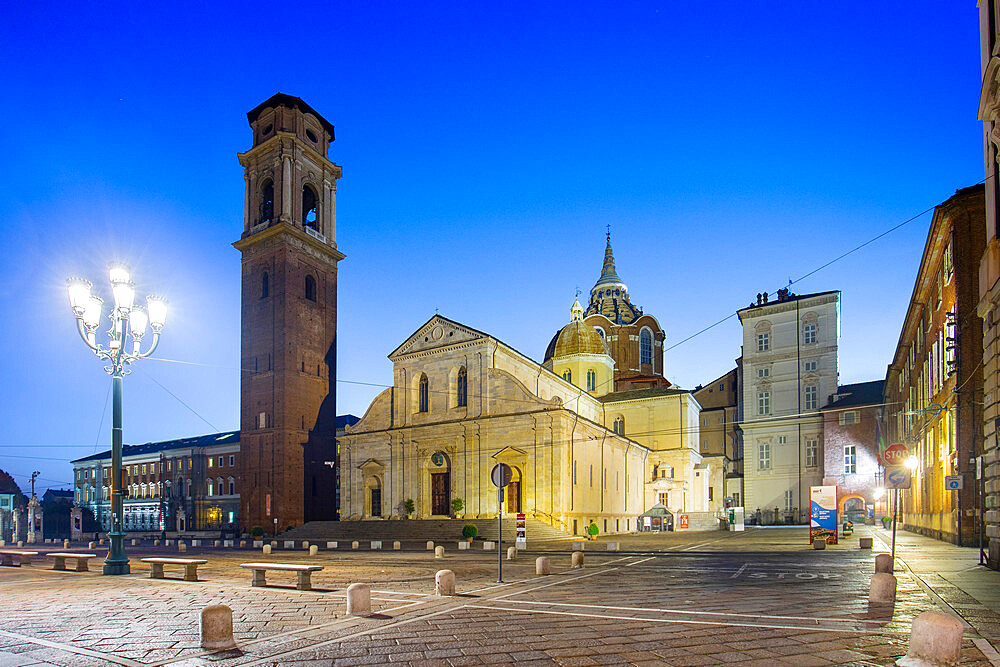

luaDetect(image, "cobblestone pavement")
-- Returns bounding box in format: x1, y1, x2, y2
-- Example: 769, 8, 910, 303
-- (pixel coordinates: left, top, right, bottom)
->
1, 528, 998, 665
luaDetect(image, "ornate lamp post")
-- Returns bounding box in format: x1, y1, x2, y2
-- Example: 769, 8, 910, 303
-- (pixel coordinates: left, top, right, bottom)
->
67, 265, 166, 575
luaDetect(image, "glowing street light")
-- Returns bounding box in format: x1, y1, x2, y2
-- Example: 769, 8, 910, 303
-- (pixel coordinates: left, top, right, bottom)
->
905, 455, 919, 471
66, 264, 167, 575
874, 487, 886, 500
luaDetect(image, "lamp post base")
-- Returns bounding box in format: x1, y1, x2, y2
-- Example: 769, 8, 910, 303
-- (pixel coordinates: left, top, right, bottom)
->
103, 531, 130, 575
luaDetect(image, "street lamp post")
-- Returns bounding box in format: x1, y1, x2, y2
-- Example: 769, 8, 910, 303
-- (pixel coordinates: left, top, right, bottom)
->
67, 265, 167, 575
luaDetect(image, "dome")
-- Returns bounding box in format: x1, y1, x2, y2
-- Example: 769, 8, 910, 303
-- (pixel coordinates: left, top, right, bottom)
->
544, 319, 609, 362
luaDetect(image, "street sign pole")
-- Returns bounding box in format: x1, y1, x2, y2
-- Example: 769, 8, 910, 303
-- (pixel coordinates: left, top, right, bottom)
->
891, 488, 898, 563
498, 488, 503, 584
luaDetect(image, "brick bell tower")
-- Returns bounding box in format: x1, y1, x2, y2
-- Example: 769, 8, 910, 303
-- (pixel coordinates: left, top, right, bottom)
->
234, 94, 344, 533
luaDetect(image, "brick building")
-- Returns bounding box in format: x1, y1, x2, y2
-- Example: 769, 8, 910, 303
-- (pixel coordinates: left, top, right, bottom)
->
234, 94, 344, 531
884, 185, 985, 545
820, 380, 885, 520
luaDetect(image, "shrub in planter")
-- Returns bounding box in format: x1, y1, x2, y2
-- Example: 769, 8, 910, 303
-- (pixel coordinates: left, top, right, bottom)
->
462, 523, 478, 540
451, 498, 464, 517
881, 515, 892, 529
404, 499, 415, 517
250, 526, 264, 537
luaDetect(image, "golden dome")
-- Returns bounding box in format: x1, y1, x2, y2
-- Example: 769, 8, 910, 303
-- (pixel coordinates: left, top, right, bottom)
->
544, 319, 609, 361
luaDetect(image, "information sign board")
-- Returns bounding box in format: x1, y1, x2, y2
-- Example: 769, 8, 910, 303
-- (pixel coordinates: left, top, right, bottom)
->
885, 465, 911, 490
945, 475, 963, 491
810, 485, 838, 545
678, 514, 689, 530
515, 513, 526, 547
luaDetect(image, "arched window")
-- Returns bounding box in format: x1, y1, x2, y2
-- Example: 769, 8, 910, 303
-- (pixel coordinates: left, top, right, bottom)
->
586, 369, 597, 391
457, 367, 467, 407
302, 184, 318, 228
614, 416, 625, 435
217, 477, 224, 495
228, 478, 235, 495
305, 274, 316, 302
562, 370, 572, 383
419, 374, 429, 412
261, 271, 269, 298
594, 327, 605, 339
207, 480, 214, 496
640, 328, 653, 365
259, 180, 274, 224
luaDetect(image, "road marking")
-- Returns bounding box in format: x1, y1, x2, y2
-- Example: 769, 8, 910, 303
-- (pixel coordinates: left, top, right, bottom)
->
0, 628, 144, 667
973, 637, 1000, 667
467, 603, 884, 634
730, 562, 749, 578
625, 556, 654, 567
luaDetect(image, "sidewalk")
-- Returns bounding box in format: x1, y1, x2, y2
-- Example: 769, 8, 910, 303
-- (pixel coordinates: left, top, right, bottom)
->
865, 524, 1000, 643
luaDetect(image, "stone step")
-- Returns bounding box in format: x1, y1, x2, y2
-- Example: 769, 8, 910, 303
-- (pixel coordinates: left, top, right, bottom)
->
276, 517, 572, 544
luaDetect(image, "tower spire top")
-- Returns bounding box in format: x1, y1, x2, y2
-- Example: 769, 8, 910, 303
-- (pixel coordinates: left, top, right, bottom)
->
595, 233, 622, 287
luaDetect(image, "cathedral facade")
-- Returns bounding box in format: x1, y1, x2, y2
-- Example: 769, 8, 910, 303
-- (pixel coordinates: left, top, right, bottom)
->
341, 240, 722, 533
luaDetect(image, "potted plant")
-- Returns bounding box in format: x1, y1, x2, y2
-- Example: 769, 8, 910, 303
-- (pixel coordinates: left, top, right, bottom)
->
404, 498, 415, 519
587, 521, 599, 541
451, 498, 464, 519
250, 526, 264, 538
462, 523, 478, 544
881, 515, 892, 529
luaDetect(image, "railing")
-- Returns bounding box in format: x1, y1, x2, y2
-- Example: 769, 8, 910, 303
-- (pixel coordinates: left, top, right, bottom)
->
530, 509, 570, 533
304, 225, 326, 243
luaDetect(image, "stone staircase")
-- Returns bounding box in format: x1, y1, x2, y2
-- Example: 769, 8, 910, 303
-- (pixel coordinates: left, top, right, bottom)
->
278, 517, 571, 546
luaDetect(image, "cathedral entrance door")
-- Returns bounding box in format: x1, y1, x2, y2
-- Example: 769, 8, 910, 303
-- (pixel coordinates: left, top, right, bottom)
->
506, 480, 521, 514
431, 473, 450, 515
370, 488, 382, 517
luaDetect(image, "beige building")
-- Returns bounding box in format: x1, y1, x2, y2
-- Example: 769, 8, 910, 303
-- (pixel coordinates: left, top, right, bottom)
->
693, 368, 743, 508
738, 289, 840, 523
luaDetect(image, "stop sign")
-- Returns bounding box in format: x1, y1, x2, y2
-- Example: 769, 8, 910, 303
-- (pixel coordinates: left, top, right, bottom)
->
883, 443, 908, 466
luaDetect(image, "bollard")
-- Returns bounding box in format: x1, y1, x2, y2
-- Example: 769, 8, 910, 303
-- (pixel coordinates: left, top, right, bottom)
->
262, 544, 272, 555
302, 541, 310, 549
536, 556, 551, 575
131, 538, 138, 547
239, 540, 246, 548
507, 547, 517, 560
458, 541, 469, 550
214, 540, 221, 548
352, 541, 359, 550
88, 541, 95, 550
900, 610, 964, 666
859, 537, 873, 549
875, 553, 893, 573
200, 604, 237, 651
17, 541, 23, 548
427, 540, 435, 551
571, 551, 584, 569
283, 541, 294, 549
270, 540, 278, 548
99, 538, 105, 545
483, 541, 495, 551
327, 541, 337, 549
434, 545, 445, 559
153, 539, 160, 546
571, 542, 583, 551
346, 583, 371, 616
869, 573, 896, 604
393, 541, 401, 551
435, 569, 455, 596
178, 542, 187, 553
63, 539, 70, 549
309, 545, 318, 556
607, 542, 619, 552
192, 540, 200, 547
812, 538, 826, 550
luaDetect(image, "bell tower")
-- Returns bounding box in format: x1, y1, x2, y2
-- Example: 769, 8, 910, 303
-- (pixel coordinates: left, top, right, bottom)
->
234, 93, 344, 532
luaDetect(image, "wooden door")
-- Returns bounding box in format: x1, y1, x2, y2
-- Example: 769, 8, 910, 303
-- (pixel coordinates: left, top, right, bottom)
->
506, 481, 521, 514
431, 473, 450, 515
370, 488, 382, 517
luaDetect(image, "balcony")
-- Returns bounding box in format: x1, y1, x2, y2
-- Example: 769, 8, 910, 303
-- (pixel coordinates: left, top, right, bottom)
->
304, 225, 326, 243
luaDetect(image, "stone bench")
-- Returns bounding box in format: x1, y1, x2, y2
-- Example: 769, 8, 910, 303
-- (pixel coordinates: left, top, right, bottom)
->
0, 550, 39, 567
240, 562, 324, 591
48, 552, 97, 572
141, 557, 209, 582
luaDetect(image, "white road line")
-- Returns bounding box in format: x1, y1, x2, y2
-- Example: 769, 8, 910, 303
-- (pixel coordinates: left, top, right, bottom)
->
625, 556, 654, 567
467, 603, 884, 634
492, 567, 620, 600
0, 628, 144, 667
730, 562, 749, 579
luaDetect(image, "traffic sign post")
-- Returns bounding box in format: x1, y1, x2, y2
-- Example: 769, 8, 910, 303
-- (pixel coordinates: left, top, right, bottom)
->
490, 463, 513, 583
885, 465, 911, 490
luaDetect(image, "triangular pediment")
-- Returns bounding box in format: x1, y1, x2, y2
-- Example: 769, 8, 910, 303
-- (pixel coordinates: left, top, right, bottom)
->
492, 446, 528, 459
389, 315, 489, 359
357, 458, 385, 471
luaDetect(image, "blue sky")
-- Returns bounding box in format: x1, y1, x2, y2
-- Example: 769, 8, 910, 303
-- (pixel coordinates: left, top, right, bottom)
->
0, 2, 984, 493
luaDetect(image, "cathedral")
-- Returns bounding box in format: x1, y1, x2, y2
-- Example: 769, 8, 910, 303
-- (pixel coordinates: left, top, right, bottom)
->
341, 238, 721, 534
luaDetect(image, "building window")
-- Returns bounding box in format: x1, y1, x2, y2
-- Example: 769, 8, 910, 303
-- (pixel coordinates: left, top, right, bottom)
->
572, 460, 577, 485
803, 323, 816, 345
562, 369, 572, 383
419, 374, 429, 412
702, 440, 707, 451
719, 383, 724, 390
804, 360, 817, 372
838, 411, 858, 425
229, 478, 235, 495
457, 367, 467, 407
758, 443, 771, 470
229, 455, 235, 467
944, 238, 954, 282
658, 492, 669, 505
302, 184, 318, 228
804, 385, 817, 410
757, 333, 769, 351
261, 272, 269, 298
218, 456, 224, 468
757, 368, 769, 378
757, 391, 770, 415
805, 439, 818, 467
640, 328, 653, 365
208, 458, 214, 469
259, 180, 274, 224
207, 480, 214, 496
845, 445, 857, 474
305, 274, 317, 302
613, 416, 625, 435
778, 435, 786, 444
586, 369, 597, 391
784, 490, 793, 511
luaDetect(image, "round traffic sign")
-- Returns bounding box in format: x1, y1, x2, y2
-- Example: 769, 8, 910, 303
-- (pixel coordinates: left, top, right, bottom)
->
883, 443, 909, 466
491, 463, 513, 488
